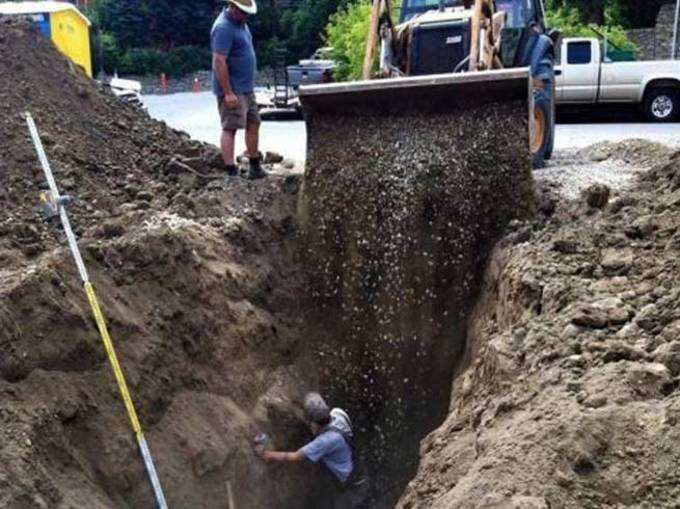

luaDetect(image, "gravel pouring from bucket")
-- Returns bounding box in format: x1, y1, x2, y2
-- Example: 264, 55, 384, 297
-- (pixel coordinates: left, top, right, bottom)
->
298, 68, 536, 505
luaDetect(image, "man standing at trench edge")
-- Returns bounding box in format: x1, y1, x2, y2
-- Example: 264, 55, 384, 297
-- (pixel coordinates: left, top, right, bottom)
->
255, 392, 369, 508
211, 0, 266, 179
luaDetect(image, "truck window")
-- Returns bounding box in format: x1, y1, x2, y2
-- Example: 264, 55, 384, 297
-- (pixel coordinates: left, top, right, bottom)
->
496, 0, 535, 28
567, 42, 592, 64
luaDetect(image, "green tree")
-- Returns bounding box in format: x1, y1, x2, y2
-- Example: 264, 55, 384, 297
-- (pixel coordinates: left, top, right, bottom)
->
546, 2, 637, 52
282, 0, 352, 62
611, 0, 668, 28
325, 1, 374, 80
323, 0, 403, 81
546, 0, 667, 28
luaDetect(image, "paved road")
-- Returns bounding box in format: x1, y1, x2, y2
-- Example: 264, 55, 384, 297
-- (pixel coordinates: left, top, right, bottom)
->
144, 92, 307, 161
144, 92, 680, 162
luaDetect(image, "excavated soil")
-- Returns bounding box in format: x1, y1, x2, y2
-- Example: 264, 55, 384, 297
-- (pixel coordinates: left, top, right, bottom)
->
0, 19, 314, 508
399, 141, 680, 508
1, 17, 539, 509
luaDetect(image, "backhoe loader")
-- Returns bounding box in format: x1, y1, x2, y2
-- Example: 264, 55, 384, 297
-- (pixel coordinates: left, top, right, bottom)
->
299, 0, 557, 167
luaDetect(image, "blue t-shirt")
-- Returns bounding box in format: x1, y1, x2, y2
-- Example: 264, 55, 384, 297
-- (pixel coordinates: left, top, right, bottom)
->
211, 9, 257, 95
301, 430, 353, 483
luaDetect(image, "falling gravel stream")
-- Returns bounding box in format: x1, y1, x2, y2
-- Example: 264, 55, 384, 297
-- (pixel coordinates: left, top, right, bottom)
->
299, 100, 536, 506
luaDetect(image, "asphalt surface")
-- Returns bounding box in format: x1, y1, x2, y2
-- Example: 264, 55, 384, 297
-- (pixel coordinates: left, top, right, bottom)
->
144, 92, 307, 161
144, 92, 680, 162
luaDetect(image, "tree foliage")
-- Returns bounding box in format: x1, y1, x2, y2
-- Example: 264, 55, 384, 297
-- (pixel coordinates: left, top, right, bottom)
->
546, 2, 637, 52
324, 0, 402, 81
546, 0, 667, 28
85, 0, 667, 76
86, 0, 352, 75
325, 1, 373, 81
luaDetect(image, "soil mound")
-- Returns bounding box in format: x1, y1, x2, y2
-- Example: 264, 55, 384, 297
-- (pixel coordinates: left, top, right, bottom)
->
0, 18, 313, 508
0, 18, 241, 264
399, 143, 680, 508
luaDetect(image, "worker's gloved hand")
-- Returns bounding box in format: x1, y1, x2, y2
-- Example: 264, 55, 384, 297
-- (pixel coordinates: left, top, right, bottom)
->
253, 433, 270, 459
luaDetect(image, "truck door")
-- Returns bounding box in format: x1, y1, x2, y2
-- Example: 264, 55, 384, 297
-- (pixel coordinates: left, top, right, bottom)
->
559, 39, 599, 103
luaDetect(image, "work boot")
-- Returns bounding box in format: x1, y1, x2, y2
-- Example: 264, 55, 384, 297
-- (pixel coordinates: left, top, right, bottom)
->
225, 164, 239, 177
247, 157, 267, 180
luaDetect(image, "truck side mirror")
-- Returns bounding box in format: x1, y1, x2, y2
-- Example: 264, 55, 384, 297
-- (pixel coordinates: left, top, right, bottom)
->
547, 28, 561, 44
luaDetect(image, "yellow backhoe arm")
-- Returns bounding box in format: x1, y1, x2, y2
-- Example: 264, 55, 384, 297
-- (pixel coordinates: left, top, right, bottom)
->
469, 0, 505, 72
363, 0, 394, 80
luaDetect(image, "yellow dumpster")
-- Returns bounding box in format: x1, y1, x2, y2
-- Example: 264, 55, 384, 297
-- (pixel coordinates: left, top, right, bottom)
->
0, 1, 92, 77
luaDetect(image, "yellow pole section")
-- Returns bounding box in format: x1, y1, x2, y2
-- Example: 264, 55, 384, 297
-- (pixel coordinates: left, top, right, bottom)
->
84, 282, 143, 436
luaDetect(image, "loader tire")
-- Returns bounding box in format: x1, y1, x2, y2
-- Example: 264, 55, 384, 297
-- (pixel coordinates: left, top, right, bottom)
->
531, 92, 551, 169
544, 80, 557, 161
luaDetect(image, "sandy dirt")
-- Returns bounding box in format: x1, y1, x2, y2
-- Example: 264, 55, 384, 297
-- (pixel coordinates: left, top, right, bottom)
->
399, 140, 680, 508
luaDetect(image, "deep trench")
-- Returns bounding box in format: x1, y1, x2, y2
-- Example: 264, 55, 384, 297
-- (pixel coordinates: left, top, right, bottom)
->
296, 98, 535, 507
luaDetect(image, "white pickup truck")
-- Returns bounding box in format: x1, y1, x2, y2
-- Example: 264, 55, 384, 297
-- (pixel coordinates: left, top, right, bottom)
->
556, 37, 680, 122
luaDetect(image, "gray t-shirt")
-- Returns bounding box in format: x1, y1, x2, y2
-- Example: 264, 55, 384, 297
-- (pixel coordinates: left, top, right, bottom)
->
211, 9, 256, 96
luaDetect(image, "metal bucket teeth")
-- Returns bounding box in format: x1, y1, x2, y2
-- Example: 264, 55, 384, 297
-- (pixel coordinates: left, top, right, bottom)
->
299, 68, 531, 116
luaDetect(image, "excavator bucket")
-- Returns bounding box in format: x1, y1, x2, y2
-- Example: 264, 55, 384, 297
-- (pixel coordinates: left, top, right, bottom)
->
299, 67, 531, 117
298, 67, 537, 292
299, 68, 534, 187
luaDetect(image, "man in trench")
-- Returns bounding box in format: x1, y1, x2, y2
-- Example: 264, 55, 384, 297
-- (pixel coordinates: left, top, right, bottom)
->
211, 0, 266, 179
255, 392, 369, 508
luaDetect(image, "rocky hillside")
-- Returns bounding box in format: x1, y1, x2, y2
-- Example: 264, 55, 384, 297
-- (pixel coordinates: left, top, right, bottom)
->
399, 143, 680, 508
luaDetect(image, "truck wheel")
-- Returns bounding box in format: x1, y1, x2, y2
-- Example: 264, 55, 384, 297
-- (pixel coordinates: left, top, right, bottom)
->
531, 92, 551, 169
644, 88, 679, 122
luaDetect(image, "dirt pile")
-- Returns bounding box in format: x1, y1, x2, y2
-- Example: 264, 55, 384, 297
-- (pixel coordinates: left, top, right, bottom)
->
300, 100, 535, 504
0, 18, 256, 263
399, 142, 680, 508
0, 19, 314, 508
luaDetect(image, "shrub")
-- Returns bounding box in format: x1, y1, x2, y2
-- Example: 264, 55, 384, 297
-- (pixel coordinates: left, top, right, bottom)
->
117, 45, 211, 77
324, 1, 374, 81
324, 0, 402, 81
547, 5, 638, 53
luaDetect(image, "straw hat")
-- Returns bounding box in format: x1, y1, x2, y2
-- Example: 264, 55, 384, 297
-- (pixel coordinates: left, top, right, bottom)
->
226, 0, 257, 15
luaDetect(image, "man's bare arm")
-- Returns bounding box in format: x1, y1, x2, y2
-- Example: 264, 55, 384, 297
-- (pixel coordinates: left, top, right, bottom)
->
260, 449, 306, 463
213, 53, 238, 107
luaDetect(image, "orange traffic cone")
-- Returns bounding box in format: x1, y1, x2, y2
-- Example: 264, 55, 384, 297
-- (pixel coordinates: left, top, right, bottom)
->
192, 78, 201, 93
160, 73, 169, 94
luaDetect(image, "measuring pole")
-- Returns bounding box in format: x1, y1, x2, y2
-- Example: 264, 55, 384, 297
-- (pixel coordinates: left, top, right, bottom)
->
25, 113, 169, 509
673, 0, 680, 60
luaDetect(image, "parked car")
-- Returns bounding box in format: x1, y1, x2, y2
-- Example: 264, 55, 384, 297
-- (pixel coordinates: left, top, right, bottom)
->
104, 77, 144, 109
556, 37, 680, 122
287, 47, 336, 89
